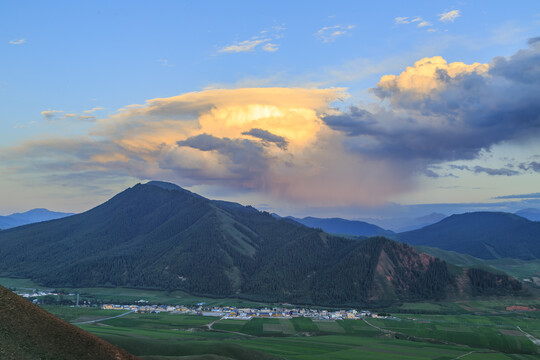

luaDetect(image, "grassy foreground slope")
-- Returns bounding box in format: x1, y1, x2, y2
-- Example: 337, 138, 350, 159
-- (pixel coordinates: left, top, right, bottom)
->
0, 285, 138, 360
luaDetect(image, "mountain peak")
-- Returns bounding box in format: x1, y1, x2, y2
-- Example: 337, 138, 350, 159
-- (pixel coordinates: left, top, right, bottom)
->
145, 180, 185, 191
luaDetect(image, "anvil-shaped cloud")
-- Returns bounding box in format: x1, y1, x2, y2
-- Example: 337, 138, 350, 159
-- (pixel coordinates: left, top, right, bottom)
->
4, 39, 540, 206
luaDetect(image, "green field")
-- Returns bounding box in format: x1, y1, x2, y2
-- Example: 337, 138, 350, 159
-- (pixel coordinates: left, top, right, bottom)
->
38, 304, 540, 360
4, 277, 540, 359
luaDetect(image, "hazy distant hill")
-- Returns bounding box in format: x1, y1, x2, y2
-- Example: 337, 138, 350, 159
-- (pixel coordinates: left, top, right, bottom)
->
360, 213, 447, 232
515, 208, 540, 222
0, 285, 138, 360
0, 182, 525, 306
0, 208, 74, 229
286, 216, 393, 237
396, 212, 540, 260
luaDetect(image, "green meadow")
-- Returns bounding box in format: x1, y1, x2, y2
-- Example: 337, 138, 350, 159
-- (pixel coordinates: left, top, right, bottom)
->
39, 305, 540, 360
4, 278, 540, 359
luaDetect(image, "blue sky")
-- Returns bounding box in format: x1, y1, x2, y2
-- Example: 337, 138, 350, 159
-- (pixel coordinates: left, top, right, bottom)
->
1, 1, 539, 218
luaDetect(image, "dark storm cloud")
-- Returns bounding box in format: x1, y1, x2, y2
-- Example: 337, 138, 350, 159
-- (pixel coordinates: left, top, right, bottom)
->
519, 161, 540, 172
174, 133, 270, 186
322, 38, 540, 171
241, 128, 289, 149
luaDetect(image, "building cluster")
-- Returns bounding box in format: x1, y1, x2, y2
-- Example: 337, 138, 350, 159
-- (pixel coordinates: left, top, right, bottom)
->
100, 303, 384, 320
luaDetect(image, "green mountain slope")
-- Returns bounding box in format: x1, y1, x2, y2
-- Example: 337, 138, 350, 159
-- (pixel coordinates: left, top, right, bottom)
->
395, 212, 540, 260
0, 182, 526, 306
0, 285, 138, 360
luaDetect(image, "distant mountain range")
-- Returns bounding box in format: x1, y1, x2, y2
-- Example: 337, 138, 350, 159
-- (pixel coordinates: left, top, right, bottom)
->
0, 208, 74, 229
284, 216, 393, 237
359, 213, 447, 233
0, 181, 525, 306
515, 208, 540, 222
0, 285, 138, 360
395, 212, 540, 260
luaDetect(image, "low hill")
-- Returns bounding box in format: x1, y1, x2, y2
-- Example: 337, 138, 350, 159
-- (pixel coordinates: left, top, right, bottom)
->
287, 216, 393, 237
395, 212, 540, 260
0, 208, 74, 229
0, 182, 526, 306
359, 213, 447, 232
0, 285, 138, 360
516, 208, 540, 222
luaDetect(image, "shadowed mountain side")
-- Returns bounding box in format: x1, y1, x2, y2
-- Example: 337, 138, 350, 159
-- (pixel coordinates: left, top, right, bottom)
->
0, 182, 527, 306
0, 285, 138, 360
395, 212, 540, 260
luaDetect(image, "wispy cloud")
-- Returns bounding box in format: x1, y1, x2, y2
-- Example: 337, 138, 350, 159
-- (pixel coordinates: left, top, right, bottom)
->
41, 110, 63, 120
42, 107, 102, 121
8, 38, 25, 45
439, 10, 460, 23
315, 25, 355, 43
219, 26, 285, 54
395, 17, 410, 24
219, 39, 267, 53
83, 107, 104, 114
417, 21, 432, 27
493, 192, 540, 200
395, 16, 433, 30
262, 43, 279, 52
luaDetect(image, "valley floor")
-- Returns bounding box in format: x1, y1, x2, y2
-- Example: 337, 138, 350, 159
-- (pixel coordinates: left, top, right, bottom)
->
40, 303, 540, 360
3, 278, 540, 359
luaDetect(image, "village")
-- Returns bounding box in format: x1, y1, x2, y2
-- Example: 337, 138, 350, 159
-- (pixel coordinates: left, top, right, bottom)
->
101, 302, 389, 321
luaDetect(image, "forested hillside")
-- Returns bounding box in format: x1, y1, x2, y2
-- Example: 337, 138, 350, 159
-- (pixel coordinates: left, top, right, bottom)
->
395, 212, 540, 260
0, 182, 526, 306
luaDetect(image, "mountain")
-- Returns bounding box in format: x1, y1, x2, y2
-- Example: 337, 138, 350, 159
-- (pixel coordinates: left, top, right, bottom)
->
360, 213, 447, 232
395, 212, 540, 260
0, 285, 138, 360
0, 182, 526, 306
515, 208, 540, 222
286, 216, 393, 237
0, 208, 74, 229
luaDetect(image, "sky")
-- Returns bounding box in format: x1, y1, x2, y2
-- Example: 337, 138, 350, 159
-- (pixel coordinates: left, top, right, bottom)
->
1, 0, 540, 219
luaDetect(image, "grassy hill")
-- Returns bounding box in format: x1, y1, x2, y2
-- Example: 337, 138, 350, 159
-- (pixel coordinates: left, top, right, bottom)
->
395, 212, 540, 260
0, 182, 527, 306
0, 285, 137, 360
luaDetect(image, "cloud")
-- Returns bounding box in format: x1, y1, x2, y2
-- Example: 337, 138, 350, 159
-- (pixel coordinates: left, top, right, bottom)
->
219, 26, 285, 54
519, 161, 540, 172
262, 43, 279, 52
9, 38, 25, 45
417, 21, 432, 28
42, 108, 101, 121
83, 107, 104, 114
41, 110, 63, 120
439, 10, 460, 23
10, 88, 411, 207
395, 17, 410, 25
472, 166, 520, 176
322, 39, 540, 173
219, 39, 268, 53
493, 192, 540, 199
7, 40, 540, 208
241, 128, 288, 149
315, 25, 355, 43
